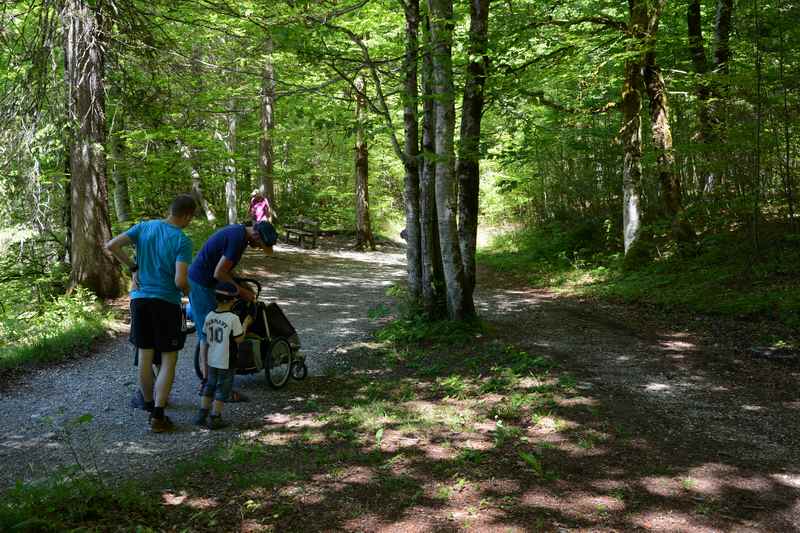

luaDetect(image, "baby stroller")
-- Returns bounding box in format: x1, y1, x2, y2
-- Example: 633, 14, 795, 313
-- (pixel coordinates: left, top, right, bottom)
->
193, 278, 306, 389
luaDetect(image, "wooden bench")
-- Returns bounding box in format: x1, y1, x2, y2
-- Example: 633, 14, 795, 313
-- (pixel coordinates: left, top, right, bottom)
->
284, 217, 320, 249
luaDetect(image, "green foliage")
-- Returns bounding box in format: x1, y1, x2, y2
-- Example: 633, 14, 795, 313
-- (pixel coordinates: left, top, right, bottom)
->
0, 232, 110, 369
481, 221, 800, 328
375, 310, 483, 346
0, 286, 109, 370
0, 475, 157, 532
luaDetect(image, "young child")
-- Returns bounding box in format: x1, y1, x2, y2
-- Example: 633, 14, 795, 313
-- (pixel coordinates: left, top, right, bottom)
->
194, 282, 253, 429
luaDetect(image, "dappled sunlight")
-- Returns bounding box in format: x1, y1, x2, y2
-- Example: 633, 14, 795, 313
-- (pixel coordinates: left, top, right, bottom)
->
630, 510, 716, 532
644, 381, 672, 393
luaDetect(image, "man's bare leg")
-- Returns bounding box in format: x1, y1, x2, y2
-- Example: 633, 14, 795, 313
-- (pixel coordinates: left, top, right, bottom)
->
138, 349, 155, 403
154, 351, 177, 408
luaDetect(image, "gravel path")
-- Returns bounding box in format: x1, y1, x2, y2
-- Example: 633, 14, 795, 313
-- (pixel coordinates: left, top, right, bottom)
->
0, 241, 406, 488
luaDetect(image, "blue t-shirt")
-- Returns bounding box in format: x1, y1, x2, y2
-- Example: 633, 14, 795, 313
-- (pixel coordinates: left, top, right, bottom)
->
188, 224, 248, 288
125, 220, 193, 305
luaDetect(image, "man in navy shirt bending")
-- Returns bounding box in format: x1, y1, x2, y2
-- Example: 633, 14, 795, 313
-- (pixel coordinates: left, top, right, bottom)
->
189, 221, 278, 384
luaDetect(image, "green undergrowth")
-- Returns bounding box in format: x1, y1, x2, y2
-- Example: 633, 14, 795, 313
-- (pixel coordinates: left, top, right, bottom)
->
0, 474, 156, 532
480, 219, 800, 331
2, 314, 581, 531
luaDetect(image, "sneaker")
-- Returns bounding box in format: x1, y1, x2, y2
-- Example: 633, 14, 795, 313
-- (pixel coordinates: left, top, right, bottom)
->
149, 414, 175, 433
208, 416, 229, 430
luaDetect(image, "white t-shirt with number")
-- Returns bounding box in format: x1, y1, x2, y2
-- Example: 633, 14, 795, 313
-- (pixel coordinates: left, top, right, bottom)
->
204, 310, 244, 370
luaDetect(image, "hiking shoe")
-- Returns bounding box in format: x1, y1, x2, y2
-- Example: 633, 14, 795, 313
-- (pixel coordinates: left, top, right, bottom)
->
149, 415, 175, 433
208, 416, 229, 430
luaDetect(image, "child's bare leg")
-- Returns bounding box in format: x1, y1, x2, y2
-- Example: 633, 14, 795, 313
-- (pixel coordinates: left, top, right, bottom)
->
211, 400, 225, 417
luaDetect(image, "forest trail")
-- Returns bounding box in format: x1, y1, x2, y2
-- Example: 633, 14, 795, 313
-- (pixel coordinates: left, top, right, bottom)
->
473, 270, 800, 531
0, 239, 406, 488
2, 240, 799, 530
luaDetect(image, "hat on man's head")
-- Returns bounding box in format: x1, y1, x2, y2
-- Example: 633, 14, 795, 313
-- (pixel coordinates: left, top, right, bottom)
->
254, 221, 278, 247
215, 282, 238, 298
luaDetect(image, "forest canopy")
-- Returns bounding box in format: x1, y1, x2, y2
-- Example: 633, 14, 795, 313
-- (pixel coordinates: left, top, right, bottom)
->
1, 0, 798, 334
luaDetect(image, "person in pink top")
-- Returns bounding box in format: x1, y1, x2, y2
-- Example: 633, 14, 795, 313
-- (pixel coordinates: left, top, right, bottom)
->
249, 190, 272, 223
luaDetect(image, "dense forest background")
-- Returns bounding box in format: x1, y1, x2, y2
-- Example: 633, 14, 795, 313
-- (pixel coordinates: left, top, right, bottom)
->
1, 0, 798, 361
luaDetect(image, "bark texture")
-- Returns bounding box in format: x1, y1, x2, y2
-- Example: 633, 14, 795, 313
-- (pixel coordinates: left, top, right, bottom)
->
354, 76, 375, 251
456, 0, 489, 296
259, 35, 277, 214
427, 0, 473, 320
402, 0, 422, 300
61, 0, 121, 298
224, 110, 238, 225
110, 130, 130, 222
420, 15, 445, 317
621, 59, 643, 255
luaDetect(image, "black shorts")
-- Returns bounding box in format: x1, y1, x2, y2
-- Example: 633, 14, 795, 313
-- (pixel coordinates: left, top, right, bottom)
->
130, 298, 184, 353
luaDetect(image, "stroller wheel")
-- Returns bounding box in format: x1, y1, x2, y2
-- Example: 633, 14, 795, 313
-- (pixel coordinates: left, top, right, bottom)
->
291, 361, 308, 380
265, 338, 293, 389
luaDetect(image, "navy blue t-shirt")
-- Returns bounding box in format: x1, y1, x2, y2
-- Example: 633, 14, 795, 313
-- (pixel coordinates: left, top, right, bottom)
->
188, 224, 247, 287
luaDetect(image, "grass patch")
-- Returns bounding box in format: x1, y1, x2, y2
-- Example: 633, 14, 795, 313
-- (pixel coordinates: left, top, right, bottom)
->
0, 286, 111, 371
479, 220, 800, 332
0, 475, 156, 532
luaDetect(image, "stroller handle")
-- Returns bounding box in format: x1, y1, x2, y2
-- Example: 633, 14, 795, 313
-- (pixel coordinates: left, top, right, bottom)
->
233, 277, 262, 298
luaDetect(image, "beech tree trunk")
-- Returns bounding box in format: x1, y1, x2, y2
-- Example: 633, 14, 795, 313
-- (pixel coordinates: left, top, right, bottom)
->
354, 75, 375, 251
61, 0, 121, 298
621, 58, 644, 255
456, 0, 489, 295
688, 0, 734, 193
644, 53, 696, 246
420, 13, 445, 317
402, 0, 422, 300
178, 140, 216, 221
427, 0, 473, 320
110, 129, 130, 223
224, 110, 238, 225
259, 35, 277, 215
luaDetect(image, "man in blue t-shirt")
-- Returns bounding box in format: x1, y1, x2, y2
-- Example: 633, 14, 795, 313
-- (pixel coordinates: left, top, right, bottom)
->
106, 194, 196, 433
189, 221, 277, 384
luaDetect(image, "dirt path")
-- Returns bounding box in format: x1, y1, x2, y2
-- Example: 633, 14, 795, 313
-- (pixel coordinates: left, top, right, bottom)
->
3, 241, 799, 531
475, 272, 800, 531
0, 239, 406, 488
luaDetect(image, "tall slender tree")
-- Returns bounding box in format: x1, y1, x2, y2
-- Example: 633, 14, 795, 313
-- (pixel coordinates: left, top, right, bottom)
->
354, 75, 375, 250
456, 0, 489, 295
427, 0, 473, 319
61, 0, 121, 297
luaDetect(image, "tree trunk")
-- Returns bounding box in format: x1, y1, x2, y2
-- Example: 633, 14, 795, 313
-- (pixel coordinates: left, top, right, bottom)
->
427, 0, 473, 320
354, 75, 375, 251
688, 0, 734, 194
456, 0, 489, 296
110, 129, 130, 222
644, 53, 696, 247
259, 35, 277, 216
420, 13, 445, 317
402, 0, 422, 301
224, 110, 238, 225
620, 60, 644, 255
61, 0, 121, 298
178, 140, 216, 221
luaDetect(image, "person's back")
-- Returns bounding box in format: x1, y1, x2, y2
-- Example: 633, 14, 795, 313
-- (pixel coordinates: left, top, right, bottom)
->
129, 219, 193, 304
